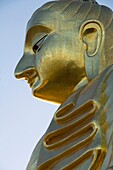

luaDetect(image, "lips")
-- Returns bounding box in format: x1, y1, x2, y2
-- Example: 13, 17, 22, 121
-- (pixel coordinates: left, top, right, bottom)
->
25, 70, 39, 87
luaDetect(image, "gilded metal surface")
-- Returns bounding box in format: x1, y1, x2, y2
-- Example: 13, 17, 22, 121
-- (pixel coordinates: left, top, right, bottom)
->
15, 0, 113, 169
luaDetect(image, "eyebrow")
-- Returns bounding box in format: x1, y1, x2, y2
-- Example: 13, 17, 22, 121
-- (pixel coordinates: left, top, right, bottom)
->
25, 25, 52, 46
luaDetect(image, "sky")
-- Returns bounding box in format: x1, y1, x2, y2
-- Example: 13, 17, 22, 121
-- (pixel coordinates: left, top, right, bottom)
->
1, 0, 113, 170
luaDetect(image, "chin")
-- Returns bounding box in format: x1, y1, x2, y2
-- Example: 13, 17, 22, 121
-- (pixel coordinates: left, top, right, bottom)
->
33, 92, 63, 104
32, 81, 74, 104
33, 89, 66, 104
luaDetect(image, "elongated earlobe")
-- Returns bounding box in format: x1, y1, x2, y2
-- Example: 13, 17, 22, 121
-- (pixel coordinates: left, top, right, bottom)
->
80, 20, 105, 80
84, 49, 100, 80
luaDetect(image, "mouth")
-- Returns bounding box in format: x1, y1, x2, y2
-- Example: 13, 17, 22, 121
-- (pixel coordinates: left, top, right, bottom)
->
25, 70, 39, 87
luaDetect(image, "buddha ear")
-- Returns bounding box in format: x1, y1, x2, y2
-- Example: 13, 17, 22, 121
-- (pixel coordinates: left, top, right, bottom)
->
80, 20, 105, 80
80, 20, 105, 56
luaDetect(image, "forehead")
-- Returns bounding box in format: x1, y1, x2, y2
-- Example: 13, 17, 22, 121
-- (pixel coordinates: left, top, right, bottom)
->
25, 1, 85, 46
26, 0, 84, 32
26, 11, 80, 46
25, 9, 66, 46
27, 0, 68, 31
27, 9, 63, 31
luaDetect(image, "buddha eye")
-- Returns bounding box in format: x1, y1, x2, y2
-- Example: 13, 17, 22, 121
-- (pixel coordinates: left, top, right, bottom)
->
33, 35, 47, 53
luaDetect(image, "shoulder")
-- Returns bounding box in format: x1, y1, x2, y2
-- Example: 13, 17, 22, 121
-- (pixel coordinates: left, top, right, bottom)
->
26, 136, 44, 170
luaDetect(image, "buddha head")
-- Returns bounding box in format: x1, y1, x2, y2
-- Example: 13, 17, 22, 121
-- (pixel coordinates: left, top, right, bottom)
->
15, 0, 113, 104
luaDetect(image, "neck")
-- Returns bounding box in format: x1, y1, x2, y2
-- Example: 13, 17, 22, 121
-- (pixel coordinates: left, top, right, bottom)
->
72, 76, 89, 93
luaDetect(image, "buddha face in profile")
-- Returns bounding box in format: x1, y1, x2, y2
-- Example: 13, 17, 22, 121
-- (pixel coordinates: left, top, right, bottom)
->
15, 0, 113, 103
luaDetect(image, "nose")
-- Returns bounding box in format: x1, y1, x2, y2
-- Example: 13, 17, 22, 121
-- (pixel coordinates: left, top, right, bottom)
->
14, 54, 35, 79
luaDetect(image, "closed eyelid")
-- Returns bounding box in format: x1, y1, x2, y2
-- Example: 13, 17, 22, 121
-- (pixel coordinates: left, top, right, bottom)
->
32, 34, 48, 53
32, 33, 48, 47
24, 33, 48, 53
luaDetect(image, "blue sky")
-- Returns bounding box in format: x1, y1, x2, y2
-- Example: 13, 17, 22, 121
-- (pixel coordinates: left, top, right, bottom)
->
1, 0, 113, 170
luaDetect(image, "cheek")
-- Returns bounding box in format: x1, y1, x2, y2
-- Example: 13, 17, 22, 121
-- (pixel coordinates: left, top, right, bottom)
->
35, 35, 84, 80
35, 38, 67, 79
37, 55, 66, 80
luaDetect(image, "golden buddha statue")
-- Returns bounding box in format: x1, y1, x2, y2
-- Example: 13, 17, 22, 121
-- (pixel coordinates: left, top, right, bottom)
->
15, 0, 113, 169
